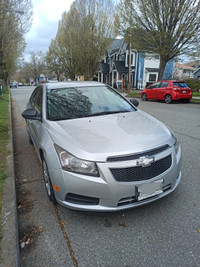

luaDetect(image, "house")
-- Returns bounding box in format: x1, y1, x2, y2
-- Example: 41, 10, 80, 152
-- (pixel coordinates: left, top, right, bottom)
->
98, 39, 174, 89
174, 62, 195, 79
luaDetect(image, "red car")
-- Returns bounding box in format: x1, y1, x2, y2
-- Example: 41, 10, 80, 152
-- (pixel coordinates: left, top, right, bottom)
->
141, 80, 192, 104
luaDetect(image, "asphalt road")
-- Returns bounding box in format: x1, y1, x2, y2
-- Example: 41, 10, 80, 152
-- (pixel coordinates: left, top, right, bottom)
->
11, 86, 200, 267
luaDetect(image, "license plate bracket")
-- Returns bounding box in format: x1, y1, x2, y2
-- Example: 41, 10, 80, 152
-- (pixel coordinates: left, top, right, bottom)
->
136, 180, 163, 201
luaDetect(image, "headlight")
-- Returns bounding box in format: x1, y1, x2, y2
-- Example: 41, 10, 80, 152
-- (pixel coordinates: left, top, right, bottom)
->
54, 144, 99, 177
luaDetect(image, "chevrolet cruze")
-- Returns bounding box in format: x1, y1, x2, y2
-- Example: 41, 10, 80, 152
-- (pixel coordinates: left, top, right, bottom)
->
22, 82, 181, 211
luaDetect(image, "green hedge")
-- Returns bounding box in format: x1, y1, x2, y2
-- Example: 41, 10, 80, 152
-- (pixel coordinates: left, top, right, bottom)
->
184, 78, 200, 92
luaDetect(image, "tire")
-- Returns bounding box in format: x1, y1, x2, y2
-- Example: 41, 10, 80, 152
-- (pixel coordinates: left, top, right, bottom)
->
164, 94, 172, 104
42, 158, 57, 203
141, 93, 148, 101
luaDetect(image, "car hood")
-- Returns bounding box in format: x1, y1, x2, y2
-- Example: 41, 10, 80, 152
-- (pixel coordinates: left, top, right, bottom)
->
45, 110, 173, 162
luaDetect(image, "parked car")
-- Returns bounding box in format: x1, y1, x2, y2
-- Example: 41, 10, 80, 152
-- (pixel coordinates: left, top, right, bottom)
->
141, 80, 192, 104
10, 82, 18, 88
18, 82, 24, 86
22, 82, 181, 212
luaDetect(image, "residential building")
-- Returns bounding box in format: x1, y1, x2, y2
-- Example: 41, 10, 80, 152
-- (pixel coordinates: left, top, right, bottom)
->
98, 39, 174, 89
174, 62, 195, 79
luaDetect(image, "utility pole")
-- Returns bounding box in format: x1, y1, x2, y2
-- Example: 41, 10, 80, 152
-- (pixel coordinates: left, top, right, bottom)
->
127, 39, 131, 93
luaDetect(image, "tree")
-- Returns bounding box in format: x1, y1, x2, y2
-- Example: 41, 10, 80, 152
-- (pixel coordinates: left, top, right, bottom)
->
46, 38, 64, 81
50, 0, 116, 80
117, 0, 200, 81
29, 51, 46, 84
14, 62, 33, 83
0, 0, 32, 88
115, 0, 135, 92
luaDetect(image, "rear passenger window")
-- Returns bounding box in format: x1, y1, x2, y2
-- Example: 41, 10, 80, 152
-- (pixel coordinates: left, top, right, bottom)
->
160, 82, 169, 87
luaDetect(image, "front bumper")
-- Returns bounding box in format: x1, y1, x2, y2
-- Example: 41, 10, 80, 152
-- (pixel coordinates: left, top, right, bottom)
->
50, 145, 181, 212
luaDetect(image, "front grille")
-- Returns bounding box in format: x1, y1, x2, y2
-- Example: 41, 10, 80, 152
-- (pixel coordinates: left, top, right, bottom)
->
107, 145, 169, 162
110, 154, 172, 182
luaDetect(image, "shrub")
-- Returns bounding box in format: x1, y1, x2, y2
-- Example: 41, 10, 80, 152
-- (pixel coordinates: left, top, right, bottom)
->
184, 78, 200, 92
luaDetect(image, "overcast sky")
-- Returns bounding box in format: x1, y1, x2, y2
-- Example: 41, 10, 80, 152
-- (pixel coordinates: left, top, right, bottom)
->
24, 0, 74, 61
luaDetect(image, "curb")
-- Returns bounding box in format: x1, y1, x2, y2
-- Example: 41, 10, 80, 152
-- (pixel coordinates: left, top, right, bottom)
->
1, 92, 19, 266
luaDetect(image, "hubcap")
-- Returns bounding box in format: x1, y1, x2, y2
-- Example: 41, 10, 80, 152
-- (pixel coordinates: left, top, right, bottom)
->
165, 95, 171, 103
142, 94, 146, 100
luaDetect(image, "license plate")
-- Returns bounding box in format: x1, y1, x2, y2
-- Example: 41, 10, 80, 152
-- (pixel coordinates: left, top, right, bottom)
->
136, 180, 163, 201
182, 90, 186, 93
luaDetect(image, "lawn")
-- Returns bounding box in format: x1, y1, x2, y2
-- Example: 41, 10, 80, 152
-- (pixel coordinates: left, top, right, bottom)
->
192, 91, 200, 96
0, 89, 9, 239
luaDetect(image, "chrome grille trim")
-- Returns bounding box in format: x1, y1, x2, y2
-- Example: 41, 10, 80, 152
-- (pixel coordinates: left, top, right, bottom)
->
107, 145, 170, 162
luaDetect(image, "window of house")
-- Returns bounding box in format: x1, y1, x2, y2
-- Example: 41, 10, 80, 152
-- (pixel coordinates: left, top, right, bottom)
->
126, 54, 129, 65
149, 74, 157, 82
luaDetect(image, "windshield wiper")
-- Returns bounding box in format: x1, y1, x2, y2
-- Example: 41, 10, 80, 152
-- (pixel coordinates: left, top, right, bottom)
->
82, 110, 131, 118
49, 117, 74, 121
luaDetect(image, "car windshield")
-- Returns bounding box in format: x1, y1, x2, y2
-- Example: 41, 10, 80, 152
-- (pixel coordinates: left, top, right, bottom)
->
46, 85, 136, 121
173, 82, 187, 88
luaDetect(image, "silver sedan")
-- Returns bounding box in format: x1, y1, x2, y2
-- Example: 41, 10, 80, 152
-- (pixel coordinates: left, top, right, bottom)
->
22, 81, 181, 211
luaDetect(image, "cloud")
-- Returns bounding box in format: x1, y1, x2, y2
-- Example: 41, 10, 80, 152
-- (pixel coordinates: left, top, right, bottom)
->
24, 0, 74, 61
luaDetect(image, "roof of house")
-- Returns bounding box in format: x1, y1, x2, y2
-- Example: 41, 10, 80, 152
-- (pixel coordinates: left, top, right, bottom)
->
108, 39, 124, 53
175, 62, 196, 70
194, 68, 200, 74
186, 60, 200, 68
114, 61, 128, 73
100, 63, 109, 73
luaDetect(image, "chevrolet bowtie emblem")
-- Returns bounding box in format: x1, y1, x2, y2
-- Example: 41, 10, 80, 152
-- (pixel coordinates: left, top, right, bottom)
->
137, 156, 154, 167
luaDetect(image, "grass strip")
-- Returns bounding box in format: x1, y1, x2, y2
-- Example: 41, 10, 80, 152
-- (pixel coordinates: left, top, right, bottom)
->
192, 91, 200, 96
0, 89, 9, 240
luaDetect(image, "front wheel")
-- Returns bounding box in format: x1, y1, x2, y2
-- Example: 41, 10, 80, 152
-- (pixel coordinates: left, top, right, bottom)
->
141, 93, 148, 101
42, 158, 56, 203
164, 94, 172, 104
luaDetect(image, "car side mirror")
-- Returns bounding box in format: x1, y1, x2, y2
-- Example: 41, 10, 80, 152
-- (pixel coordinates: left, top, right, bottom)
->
129, 98, 139, 107
21, 108, 42, 121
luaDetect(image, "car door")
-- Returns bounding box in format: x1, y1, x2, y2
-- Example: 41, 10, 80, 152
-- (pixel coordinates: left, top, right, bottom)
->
155, 81, 169, 100
147, 82, 161, 99
28, 86, 43, 153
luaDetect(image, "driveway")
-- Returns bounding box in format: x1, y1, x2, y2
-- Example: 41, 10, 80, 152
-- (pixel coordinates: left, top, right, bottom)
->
11, 87, 200, 266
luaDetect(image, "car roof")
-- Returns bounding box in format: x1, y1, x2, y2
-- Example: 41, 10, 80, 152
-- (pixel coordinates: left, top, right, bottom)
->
158, 80, 185, 83
45, 81, 104, 90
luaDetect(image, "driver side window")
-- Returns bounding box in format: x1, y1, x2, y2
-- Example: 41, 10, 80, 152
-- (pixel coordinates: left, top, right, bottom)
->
148, 82, 160, 89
